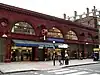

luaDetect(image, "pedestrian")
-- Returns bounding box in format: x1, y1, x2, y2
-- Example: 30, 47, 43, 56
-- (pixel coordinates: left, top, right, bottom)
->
53, 51, 56, 66
79, 52, 82, 60
61, 50, 65, 65
57, 51, 63, 65
65, 51, 69, 65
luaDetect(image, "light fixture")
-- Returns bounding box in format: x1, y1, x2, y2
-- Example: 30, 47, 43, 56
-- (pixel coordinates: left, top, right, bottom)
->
53, 41, 55, 44
53, 27, 55, 29
15, 23, 19, 26
2, 34, 7, 37
86, 42, 88, 44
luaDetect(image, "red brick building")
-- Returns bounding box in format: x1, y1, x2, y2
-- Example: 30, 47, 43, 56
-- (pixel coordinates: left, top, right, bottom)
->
0, 3, 99, 62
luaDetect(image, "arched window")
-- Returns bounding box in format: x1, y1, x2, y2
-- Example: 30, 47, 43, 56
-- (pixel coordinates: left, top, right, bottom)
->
11, 22, 35, 35
47, 27, 63, 38
65, 30, 78, 40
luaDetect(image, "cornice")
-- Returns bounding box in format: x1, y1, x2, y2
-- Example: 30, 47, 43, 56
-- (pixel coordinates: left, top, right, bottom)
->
0, 3, 98, 32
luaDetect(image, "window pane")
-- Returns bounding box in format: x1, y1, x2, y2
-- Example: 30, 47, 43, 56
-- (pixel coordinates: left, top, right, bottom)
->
65, 30, 78, 40
11, 22, 35, 35
47, 27, 63, 38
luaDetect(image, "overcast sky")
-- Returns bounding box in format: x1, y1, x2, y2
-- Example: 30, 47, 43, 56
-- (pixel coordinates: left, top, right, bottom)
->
0, 0, 100, 19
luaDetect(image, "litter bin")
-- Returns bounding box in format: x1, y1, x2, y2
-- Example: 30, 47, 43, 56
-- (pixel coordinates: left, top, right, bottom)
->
93, 52, 99, 61
65, 52, 69, 65
65, 57, 69, 65
93, 56, 97, 61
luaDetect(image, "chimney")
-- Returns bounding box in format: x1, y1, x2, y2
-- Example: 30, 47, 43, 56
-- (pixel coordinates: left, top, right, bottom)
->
86, 8, 89, 17
79, 15, 82, 19
74, 11, 77, 20
79, 15, 82, 23
92, 6, 96, 17
67, 16, 70, 20
63, 13, 66, 20
94, 6, 96, 10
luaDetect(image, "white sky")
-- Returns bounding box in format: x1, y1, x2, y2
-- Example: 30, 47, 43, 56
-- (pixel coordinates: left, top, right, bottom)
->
0, 0, 100, 19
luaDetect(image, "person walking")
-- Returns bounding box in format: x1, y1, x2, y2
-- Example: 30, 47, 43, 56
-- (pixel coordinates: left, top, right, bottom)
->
61, 50, 65, 65
58, 51, 62, 65
79, 52, 83, 60
65, 51, 69, 65
53, 51, 56, 66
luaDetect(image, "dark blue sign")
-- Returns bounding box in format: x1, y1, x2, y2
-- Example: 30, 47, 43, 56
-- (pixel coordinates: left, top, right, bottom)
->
47, 38, 64, 43
15, 43, 39, 47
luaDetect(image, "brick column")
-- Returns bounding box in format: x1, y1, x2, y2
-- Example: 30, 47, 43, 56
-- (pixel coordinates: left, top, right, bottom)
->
4, 39, 11, 62
84, 44, 87, 58
32, 47, 38, 61
34, 47, 38, 61
78, 44, 80, 59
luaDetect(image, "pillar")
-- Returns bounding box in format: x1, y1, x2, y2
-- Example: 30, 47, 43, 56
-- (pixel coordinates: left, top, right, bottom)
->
4, 39, 11, 62
84, 44, 87, 58
0, 38, 5, 62
34, 47, 38, 60
32, 47, 38, 61
78, 44, 80, 59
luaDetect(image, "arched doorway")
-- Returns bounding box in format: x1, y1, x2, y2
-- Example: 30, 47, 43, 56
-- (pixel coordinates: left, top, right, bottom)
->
84, 33, 94, 58
11, 22, 36, 61
44, 27, 64, 60
65, 30, 79, 59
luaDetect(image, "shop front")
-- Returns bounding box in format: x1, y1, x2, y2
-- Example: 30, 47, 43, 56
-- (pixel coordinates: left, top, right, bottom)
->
11, 46, 32, 61
10, 39, 67, 62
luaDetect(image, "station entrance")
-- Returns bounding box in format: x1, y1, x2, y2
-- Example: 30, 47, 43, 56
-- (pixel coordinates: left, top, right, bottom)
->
11, 39, 67, 62
11, 46, 33, 61
11, 39, 40, 62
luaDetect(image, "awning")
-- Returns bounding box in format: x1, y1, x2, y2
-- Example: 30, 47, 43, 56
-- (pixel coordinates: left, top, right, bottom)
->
13, 40, 39, 47
13, 39, 57, 48
13, 39, 68, 48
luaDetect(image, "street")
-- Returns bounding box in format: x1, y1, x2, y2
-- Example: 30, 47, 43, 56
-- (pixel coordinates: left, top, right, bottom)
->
3, 63, 100, 75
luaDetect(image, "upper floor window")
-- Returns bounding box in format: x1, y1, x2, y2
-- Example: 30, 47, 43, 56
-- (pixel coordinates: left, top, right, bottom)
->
47, 27, 63, 38
11, 22, 35, 35
65, 30, 78, 40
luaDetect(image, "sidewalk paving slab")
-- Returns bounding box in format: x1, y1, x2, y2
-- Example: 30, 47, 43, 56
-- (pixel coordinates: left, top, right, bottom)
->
0, 59, 99, 74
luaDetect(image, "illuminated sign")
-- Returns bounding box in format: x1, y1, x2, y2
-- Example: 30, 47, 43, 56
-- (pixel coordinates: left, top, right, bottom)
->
58, 44, 69, 48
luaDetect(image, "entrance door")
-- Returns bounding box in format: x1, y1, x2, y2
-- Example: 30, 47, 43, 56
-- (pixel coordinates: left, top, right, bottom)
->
11, 46, 32, 62
21, 50, 32, 61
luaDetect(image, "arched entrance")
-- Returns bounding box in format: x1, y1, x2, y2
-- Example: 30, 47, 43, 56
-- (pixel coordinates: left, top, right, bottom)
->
65, 30, 79, 59
11, 22, 36, 61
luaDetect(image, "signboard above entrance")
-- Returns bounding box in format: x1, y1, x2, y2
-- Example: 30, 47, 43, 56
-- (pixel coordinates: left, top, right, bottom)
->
12, 39, 63, 48
47, 38, 64, 43
58, 44, 69, 48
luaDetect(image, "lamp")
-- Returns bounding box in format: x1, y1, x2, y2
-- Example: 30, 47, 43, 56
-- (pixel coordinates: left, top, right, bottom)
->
86, 42, 88, 44
2, 33, 7, 38
53, 41, 55, 44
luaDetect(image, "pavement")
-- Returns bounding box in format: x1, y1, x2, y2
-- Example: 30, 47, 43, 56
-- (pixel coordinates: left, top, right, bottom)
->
0, 59, 99, 74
